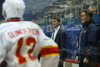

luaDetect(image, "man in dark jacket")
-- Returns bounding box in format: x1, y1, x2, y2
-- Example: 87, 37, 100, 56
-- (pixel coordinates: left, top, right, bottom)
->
51, 17, 66, 67
75, 10, 98, 67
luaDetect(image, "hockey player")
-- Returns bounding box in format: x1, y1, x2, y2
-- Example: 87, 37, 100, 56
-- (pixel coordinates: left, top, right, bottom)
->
0, 0, 59, 67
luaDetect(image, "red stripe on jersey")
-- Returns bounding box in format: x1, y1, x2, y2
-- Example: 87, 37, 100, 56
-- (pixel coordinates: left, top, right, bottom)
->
39, 46, 59, 57
7, 19, 21, 22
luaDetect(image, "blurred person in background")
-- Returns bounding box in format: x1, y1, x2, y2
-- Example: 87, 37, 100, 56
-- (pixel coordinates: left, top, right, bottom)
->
75, 9, 98, 67
51, 17, 66, 67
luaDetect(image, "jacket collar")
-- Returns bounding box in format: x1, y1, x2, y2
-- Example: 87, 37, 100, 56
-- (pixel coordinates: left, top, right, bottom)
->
54, 26, 60, 31
82, 19, 95, 28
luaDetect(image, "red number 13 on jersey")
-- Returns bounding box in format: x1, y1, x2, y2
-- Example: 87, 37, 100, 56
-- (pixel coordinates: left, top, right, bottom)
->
16, 37, 36, 64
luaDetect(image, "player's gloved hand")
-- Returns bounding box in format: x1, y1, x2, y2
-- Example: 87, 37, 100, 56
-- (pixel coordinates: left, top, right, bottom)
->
75, 56, 79, 63
83, 57, 89, 64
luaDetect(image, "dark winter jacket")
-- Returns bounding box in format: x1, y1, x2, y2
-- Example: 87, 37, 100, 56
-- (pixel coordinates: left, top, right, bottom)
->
77, 19, 98, 57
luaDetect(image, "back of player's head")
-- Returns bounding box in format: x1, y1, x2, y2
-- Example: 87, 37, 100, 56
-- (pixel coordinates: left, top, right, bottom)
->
2, 0, 25, 20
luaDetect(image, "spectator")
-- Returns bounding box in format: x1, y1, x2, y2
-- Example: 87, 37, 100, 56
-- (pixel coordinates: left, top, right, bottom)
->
51, 17, 66, 67
75, 9, 98, 67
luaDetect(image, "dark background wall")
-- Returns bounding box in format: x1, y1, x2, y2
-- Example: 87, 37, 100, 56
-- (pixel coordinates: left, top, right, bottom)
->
0, 0, 5, 20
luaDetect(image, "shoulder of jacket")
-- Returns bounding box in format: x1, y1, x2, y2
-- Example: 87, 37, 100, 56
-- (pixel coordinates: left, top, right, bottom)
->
88, 23, 97, 28
59, 28, 66, 34
87, 23, 98, 31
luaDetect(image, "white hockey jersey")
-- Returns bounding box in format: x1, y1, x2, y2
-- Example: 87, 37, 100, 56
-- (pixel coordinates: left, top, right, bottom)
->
0, 20, 59, 67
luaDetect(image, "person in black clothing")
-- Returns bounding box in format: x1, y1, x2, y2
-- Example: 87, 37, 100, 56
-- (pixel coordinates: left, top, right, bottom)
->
96, 24, 100, 64
51, 17, 66, 67
75, 9, 98, 67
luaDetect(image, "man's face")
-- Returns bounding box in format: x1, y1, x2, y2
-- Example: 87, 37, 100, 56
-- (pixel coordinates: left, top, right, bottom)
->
52, 19, 60, 28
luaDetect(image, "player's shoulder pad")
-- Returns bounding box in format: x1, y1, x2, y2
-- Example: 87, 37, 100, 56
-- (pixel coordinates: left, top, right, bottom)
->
23, 21, 41, 28
0, 22, 13, 30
